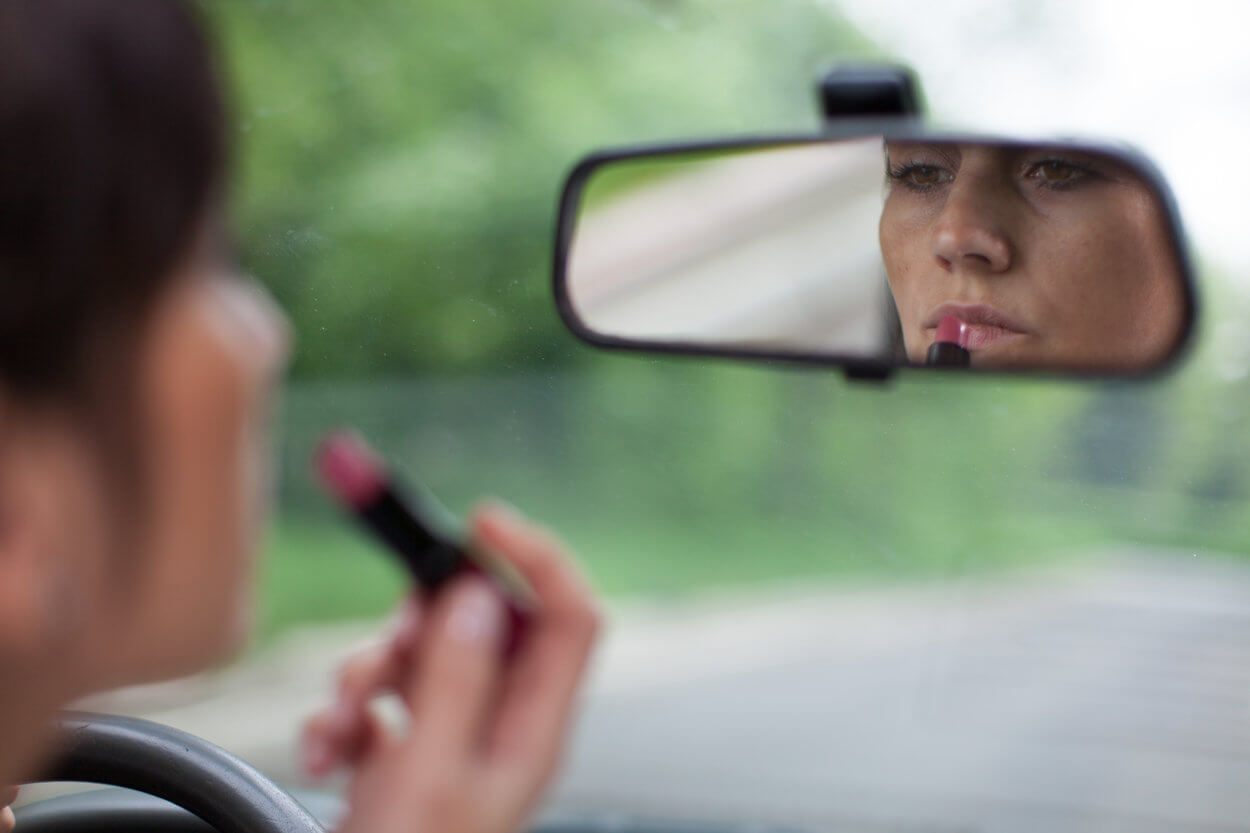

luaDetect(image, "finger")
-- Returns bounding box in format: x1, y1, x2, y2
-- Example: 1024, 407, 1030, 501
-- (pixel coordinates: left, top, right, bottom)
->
335, 596, 422, 723
388, 594, 423, 657
302, 708, 339, 777
468, 505, 600, 774
398, 576, 506, 764
471, 503, 599, 631
302, 706, 388, 778
1, 806, 14, 833
328, 645, 397, 744
304, 596, 422, 773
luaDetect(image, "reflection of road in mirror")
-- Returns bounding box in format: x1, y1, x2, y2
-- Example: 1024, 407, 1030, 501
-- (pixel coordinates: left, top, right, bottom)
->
879, 141, 1186, 372
566, 139, 892, 356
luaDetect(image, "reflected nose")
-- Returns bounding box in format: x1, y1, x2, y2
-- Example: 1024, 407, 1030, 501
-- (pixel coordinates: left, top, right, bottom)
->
931, 185, 1012, 274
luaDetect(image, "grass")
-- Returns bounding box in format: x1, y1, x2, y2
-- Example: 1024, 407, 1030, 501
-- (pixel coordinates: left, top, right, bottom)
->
256, 367, 1250, 641
256, 498, 1119, 640
257, 521, 408, 638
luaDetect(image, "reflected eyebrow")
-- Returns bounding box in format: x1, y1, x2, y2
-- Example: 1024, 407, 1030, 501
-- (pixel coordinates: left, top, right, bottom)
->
1007, 145, 1119, 171
884, 141, 962, 169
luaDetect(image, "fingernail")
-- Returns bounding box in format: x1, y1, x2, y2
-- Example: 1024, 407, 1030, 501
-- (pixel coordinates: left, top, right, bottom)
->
329, 697, 355, 737
448, 580, 503, 643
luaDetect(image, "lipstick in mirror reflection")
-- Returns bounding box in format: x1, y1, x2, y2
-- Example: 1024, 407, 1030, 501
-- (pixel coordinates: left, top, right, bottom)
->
926, 314, 971, 368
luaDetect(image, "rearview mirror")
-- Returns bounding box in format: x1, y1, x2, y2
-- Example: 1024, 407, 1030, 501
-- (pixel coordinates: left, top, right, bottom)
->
553, 130, 1196, 377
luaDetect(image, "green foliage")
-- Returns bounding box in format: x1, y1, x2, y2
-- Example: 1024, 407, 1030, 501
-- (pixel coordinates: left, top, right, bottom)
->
260, 346, 1250, 636
203, 3, 1250, 640
208, 0, 880, 377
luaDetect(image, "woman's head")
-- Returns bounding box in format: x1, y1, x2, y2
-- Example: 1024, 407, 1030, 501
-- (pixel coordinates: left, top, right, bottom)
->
878, 140, 1186, 370
0, 0, 289, 699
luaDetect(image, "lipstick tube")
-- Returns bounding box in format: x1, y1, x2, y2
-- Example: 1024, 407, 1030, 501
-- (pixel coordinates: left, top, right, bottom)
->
315, 429, 531, 654
926, 314, 971, 368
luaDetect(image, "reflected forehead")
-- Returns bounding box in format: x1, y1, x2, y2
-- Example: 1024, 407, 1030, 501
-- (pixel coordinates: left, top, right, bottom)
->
885, 140, 958, 154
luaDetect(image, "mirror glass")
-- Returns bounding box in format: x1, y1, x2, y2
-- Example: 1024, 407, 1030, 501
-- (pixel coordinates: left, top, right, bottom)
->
559, 137, 1192, 373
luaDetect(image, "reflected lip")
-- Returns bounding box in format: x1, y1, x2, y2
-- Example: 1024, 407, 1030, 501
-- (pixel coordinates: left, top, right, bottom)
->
922, 303, 1030, 351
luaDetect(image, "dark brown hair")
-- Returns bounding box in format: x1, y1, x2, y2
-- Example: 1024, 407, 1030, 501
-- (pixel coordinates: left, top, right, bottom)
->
0, 0, 226, 406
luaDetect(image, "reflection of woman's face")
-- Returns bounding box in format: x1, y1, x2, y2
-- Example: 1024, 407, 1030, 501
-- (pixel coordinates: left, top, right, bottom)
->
879, 142, 1185, 370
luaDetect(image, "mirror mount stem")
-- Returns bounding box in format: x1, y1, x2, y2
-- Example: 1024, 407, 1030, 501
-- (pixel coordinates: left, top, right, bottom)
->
817, 64, 920, 383
842, 360, 895, 383
817, 64, 924, 123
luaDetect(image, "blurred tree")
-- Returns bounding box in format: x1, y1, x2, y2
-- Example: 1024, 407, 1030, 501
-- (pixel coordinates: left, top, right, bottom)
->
209, 0, 880, 377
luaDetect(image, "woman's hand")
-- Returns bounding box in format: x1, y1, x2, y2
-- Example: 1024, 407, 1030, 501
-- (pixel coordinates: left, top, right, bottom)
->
1, 785, 18, 833
301, 503, 600, 833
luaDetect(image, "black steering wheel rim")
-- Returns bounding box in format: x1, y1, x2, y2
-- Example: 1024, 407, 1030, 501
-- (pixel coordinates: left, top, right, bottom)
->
18, 712, 805, 833
22, 712, 325, 833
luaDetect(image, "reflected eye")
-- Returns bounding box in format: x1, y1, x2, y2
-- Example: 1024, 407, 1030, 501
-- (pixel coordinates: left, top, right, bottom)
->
1023, 159, 1095, 190
887, 163, 954, 192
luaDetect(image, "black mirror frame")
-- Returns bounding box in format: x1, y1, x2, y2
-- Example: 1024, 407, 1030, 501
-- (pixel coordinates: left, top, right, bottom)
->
551, 122, 1199, 383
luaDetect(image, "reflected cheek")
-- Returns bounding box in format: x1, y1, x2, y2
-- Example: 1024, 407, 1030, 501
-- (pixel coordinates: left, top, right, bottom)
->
880, 218, 924, 350
1027, 208, 1183, 369
880, 205, 922, 286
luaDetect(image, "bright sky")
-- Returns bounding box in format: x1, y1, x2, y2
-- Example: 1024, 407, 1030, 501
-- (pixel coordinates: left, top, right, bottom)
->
832, 0, 1250, 288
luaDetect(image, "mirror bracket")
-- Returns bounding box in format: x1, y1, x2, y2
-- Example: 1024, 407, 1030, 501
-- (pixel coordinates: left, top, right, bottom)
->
842, 360, 894, 384
817, 64, 923, 122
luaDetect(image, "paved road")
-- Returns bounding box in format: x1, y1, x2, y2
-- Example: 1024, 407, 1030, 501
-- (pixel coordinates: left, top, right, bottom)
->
43, 547, 1250, 833
555, 549, 1250, 833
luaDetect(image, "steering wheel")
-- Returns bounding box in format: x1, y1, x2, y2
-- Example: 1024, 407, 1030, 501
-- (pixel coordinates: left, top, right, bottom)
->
15, 712, 331, 833
16, 712, 796, 833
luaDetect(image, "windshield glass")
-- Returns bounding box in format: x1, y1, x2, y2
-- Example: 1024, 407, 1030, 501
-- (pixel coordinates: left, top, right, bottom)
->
60, 2, 1250, 831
